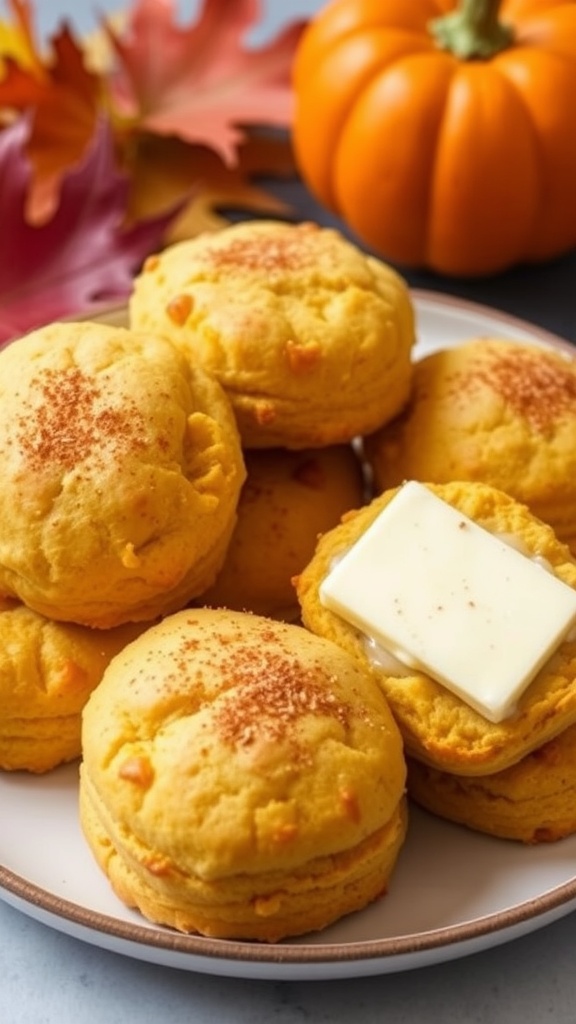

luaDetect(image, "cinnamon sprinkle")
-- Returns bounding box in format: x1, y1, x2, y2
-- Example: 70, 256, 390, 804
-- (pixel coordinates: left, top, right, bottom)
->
15, 366, 147, 470
213, 648, 350, 749
204, 227, 319, 274
455, 348, 576, 431
173, 622, 354, 751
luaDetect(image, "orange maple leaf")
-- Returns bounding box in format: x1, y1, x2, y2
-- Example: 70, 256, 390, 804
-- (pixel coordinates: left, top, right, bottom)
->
0, 8, 102, 221
105, 0, 306, 164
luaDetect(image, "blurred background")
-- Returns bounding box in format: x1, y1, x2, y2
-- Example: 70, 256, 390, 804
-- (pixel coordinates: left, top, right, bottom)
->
7, 0, 322, 40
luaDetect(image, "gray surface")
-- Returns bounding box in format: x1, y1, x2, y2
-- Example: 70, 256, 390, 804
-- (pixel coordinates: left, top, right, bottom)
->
2, 897, 576, 1023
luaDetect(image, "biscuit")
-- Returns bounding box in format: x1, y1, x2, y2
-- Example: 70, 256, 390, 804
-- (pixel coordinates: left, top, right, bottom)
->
0, 320, 245, 627
80, 608, 407, 941
364, 339, 576, 551
0, 599, 145, 773
129, 219, 415, 448
200, 444, 365, 620
296, 481, 576, 776
407, 722, 576, 843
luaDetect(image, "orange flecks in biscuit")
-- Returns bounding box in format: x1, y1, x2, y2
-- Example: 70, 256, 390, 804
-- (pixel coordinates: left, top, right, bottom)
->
253, 401, 277, 426
121, 542, 141, 569
340, 787, 361, 823
166, 293, 193, 325
118, 755, 154, 789
143, 254, 160, 272
142, 855, 173, 877
285, 339, 321, 374
253, 893, 283, 918
55, 659, 89, 695
272, 823, 299, 845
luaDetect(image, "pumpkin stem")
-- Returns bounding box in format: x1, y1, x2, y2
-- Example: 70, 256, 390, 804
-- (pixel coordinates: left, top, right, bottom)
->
429, 0, 513, 60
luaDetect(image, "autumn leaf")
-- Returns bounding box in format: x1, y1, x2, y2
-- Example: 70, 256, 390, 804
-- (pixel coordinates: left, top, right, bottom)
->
105, 0, 307, 164
0, 15, 102, 220
0, 0, 40, 79
0, 115, 179, 344
125, 129, 297, 242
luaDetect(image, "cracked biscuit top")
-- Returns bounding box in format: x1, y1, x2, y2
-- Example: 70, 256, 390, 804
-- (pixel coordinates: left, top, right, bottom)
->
0, 320, 245, 627
129, 219, 415, 448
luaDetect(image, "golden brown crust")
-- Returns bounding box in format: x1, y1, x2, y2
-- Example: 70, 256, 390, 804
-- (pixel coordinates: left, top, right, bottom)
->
296, 481, 576, 776
365, 340, 576, 550
80, 608, 407, 940
407, 723, 576, 843
200, 444, 365, 620
0, 321, 245, 627
0, 601, 146, 772
129, 220, 415, 449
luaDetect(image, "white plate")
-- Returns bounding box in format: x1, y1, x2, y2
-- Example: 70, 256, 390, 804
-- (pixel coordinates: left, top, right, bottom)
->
1, 291, 575, 982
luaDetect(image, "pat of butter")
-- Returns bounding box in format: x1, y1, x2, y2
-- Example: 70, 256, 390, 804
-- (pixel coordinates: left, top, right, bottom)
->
319, 482, 576, 723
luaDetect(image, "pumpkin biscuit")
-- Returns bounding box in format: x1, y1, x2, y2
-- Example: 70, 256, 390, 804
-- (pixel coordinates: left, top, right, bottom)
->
0, 320, 245, 628
296, 481, 576, 776
200, 444, 365, 620
407, 721, 576, 844
129, 219, 415, 448
0, 599, 146, 773
79, 608, 407, 941
364, 339, 576, 551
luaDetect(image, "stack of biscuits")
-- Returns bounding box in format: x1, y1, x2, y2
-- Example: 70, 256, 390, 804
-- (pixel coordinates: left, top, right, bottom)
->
0, 318, 246, 771
129, 218, 415, 619
2, 220, 415, 941
5, 216, 576, 940
296, 480, 576, 844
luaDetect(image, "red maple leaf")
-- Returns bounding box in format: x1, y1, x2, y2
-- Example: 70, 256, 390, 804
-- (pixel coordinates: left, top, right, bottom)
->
0, 116, 179, 344
105, 0, 306, 163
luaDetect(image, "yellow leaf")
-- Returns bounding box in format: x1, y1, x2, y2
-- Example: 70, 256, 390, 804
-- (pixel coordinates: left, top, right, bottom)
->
0, 1, 43, 76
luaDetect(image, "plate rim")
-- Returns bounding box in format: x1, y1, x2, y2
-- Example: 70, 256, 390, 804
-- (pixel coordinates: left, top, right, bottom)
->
2, 289, 575, 976
1, 854, 576, 969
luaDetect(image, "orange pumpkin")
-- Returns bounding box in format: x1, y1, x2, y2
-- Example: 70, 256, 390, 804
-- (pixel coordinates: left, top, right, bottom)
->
292, 0, 576, 276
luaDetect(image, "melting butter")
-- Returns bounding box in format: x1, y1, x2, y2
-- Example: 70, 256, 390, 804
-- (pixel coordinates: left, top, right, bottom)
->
319, 482, 576, 723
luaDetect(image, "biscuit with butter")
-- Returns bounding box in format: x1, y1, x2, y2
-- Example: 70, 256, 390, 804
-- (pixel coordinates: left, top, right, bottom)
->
407, 722, 576, 843
79, 608, 407, 941
296, 481, 576, 776
129, 219, 415, 448
0, 599, 145, 773
0, 320, 245, 627
200, 444, 365, 620
364, 339, 576, 551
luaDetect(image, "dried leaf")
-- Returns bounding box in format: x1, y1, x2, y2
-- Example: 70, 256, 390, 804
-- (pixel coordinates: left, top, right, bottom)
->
126, 129, 297, 241
0, 116, 178, 344
105, 0, 306, 163
0, 17, 102, 220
